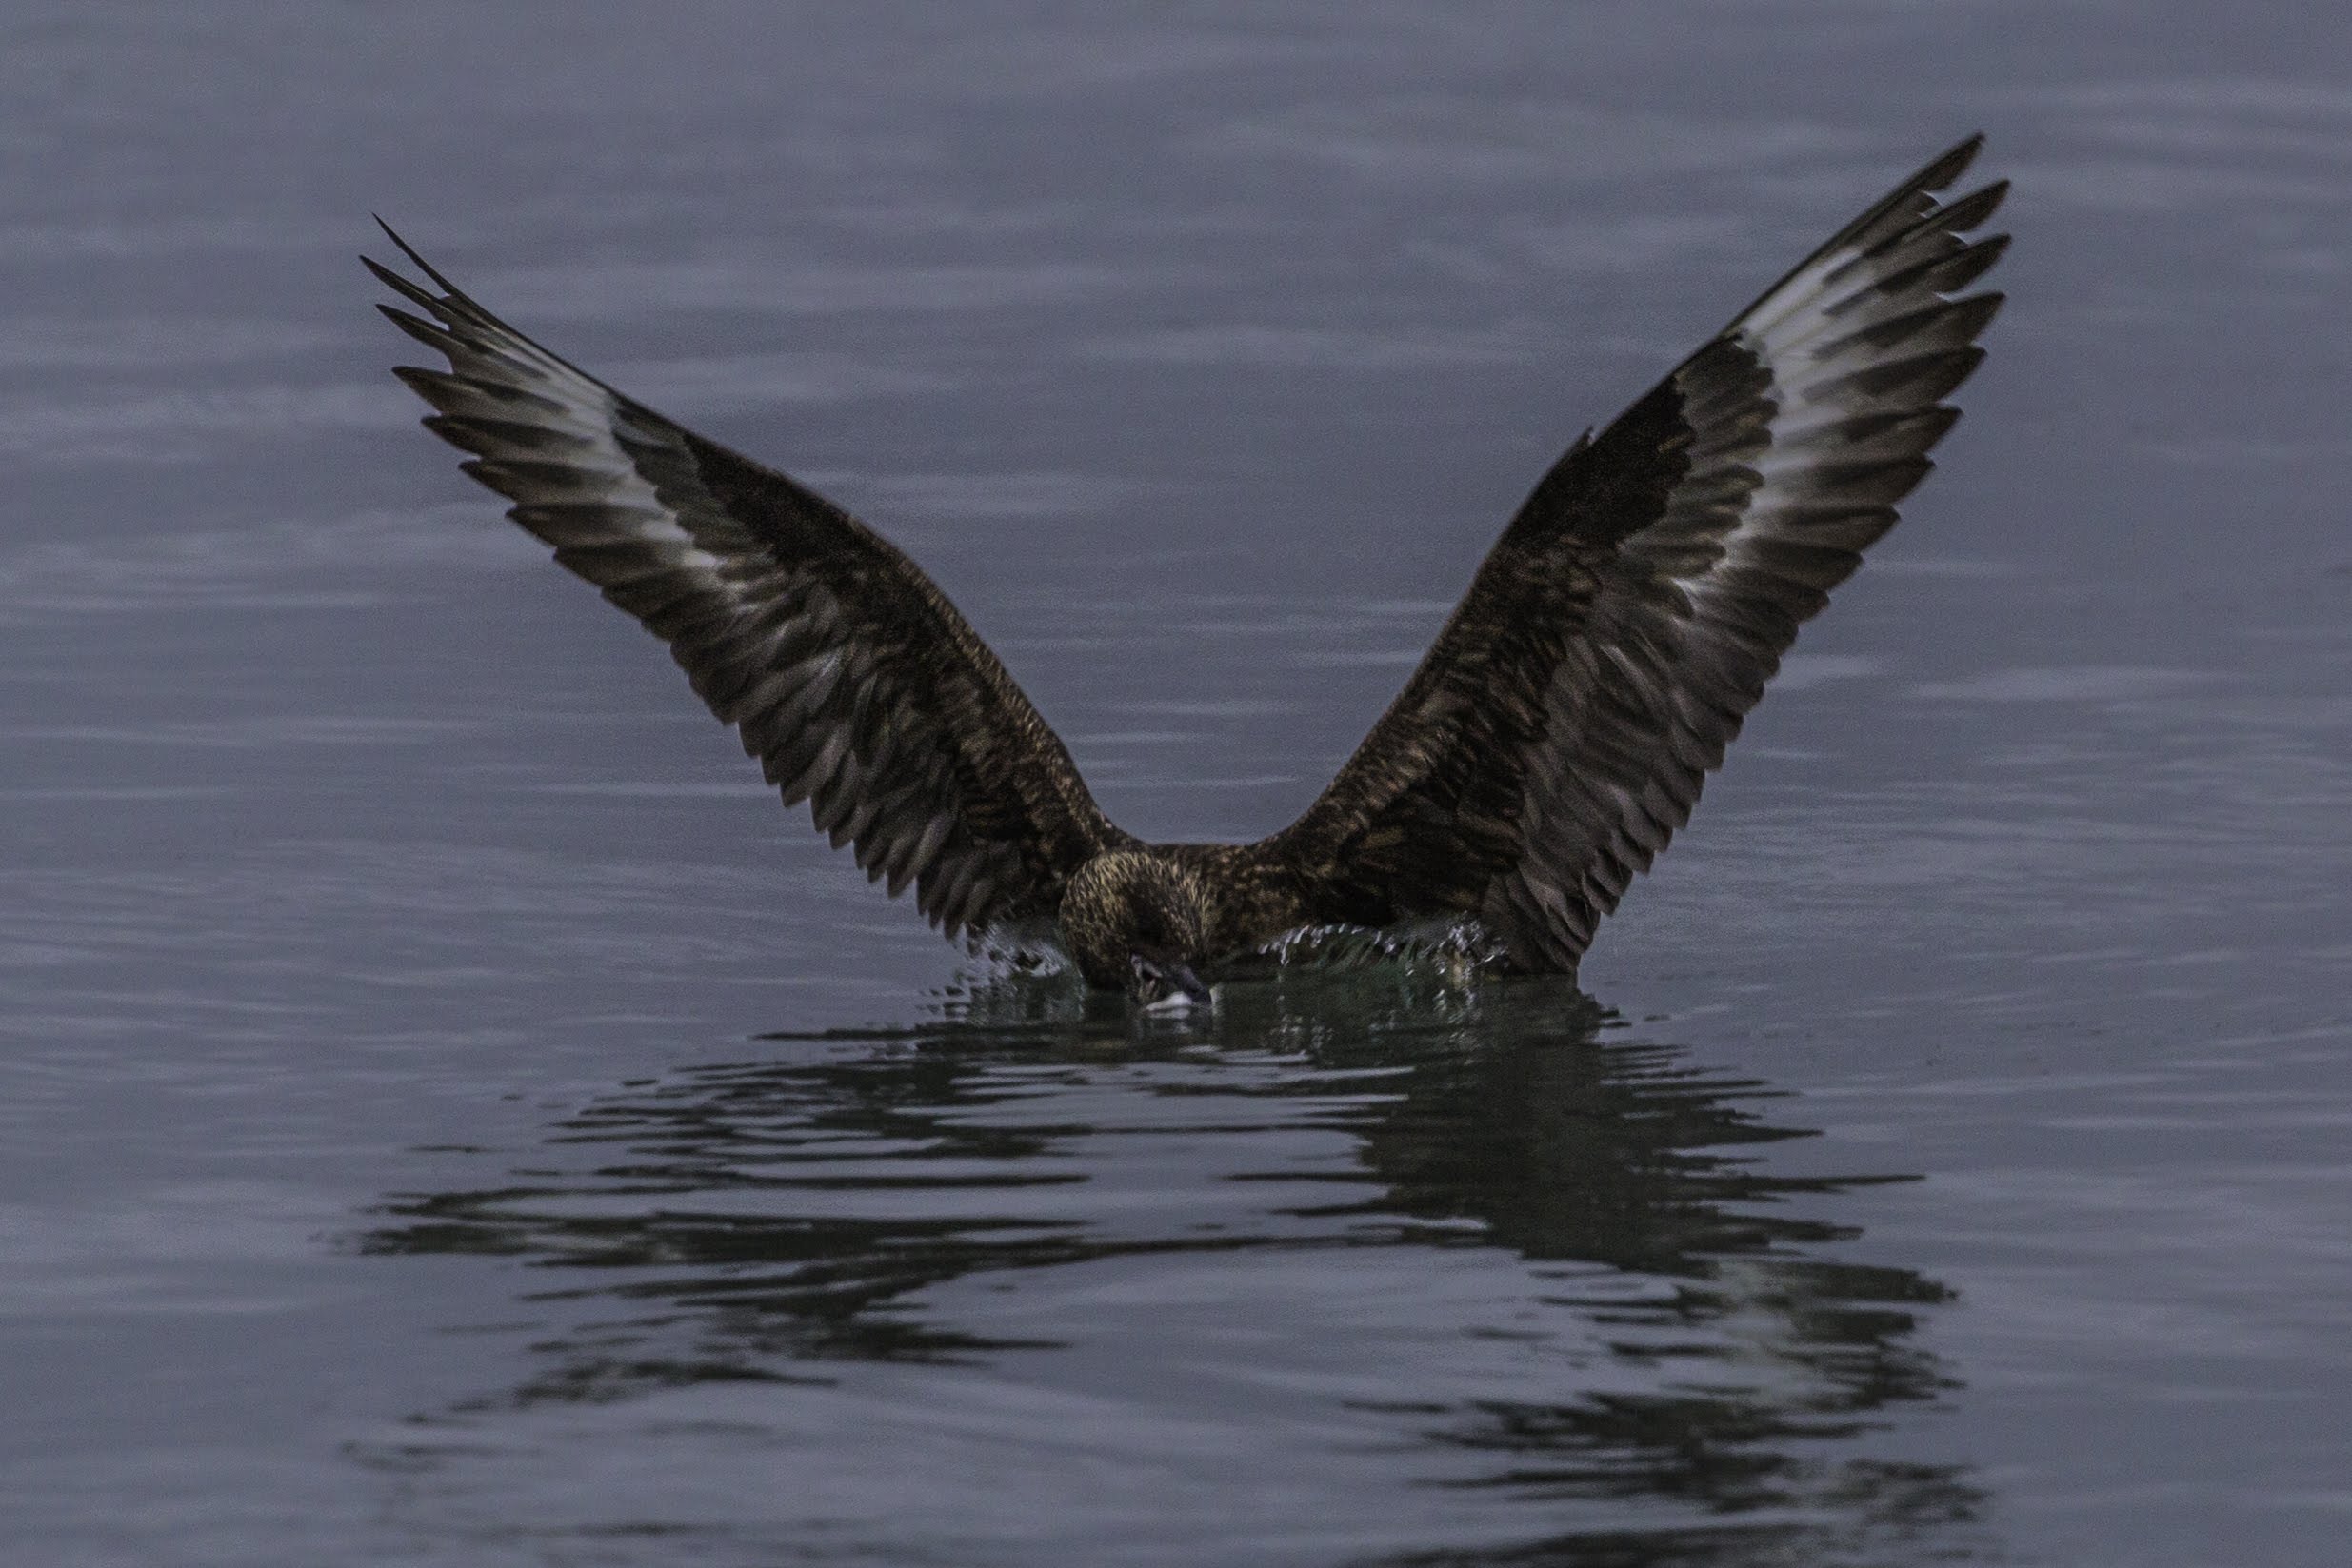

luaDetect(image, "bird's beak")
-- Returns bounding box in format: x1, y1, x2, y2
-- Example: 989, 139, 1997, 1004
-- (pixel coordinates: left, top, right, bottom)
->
1131, 955, 1213, 1014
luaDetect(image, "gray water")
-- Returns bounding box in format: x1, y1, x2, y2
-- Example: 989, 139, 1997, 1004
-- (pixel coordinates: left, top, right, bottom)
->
5, 5, 2351, 1564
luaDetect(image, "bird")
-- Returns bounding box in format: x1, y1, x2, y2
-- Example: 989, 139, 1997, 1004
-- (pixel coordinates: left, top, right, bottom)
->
370, 135, 2006, 1011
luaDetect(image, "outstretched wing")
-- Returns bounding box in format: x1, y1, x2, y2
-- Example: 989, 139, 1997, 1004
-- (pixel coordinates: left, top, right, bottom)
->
369, 226, 1127, 941
1263, 136, 2008, 972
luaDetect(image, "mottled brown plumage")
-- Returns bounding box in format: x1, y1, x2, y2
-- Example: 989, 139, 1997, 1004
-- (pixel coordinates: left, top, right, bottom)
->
371, 136, 2007, 1004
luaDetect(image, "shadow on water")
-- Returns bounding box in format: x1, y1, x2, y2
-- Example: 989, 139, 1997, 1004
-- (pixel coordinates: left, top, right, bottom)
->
358, 971, 1990, 1563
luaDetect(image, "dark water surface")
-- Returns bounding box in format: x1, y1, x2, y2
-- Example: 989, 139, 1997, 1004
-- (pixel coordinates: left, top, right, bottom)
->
6, 5, 2352, 1564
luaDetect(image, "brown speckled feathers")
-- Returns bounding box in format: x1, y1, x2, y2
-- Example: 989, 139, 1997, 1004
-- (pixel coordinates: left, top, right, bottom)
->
368, 232, 1131, 943
1262, 136, 2006, 970
371, 135, 2005, 979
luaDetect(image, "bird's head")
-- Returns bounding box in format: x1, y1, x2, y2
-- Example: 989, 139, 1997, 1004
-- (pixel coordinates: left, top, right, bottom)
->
1060, 851, 1213, 1012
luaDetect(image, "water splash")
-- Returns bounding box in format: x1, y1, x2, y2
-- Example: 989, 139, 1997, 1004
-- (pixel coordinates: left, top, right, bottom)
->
1254, 916, 1508, 984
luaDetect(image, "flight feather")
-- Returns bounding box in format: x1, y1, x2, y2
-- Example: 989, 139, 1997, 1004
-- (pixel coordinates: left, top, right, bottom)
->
368, 225, 1126, 941
1261, 136, 2009, 972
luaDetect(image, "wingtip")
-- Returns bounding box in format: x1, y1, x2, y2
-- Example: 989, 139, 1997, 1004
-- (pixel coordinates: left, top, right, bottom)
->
1917, 132, 1988, 195
364, 216, 473, 307
1938, 176, 2010, 234
372, 214, 424, 268
1975, 177, 2012, 231
364, 215, 407, 274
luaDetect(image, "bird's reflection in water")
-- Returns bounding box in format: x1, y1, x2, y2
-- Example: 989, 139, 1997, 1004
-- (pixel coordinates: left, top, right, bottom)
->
361, 970, 1987, 1561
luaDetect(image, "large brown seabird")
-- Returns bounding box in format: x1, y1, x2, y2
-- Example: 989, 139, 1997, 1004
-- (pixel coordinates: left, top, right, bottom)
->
371, 136, 2007, 1011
